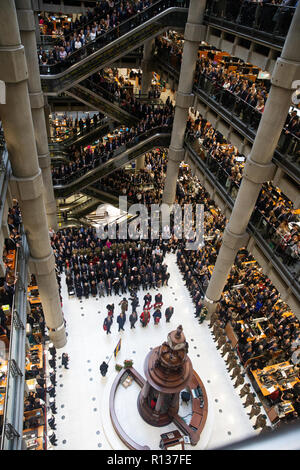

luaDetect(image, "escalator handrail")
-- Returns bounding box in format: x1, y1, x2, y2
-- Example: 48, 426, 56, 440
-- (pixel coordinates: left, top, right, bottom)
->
40, 2, 188, 80
72, 83, 139, 123
53, 126, 171, 191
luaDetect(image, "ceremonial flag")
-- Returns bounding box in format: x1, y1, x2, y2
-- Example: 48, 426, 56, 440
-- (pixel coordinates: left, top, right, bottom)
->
114, 338, 122, 358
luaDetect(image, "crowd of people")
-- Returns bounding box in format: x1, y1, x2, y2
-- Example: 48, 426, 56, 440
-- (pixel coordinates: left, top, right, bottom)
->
38, 0, 176, 67
51, 118, 300, 426
0, 200, 22, 341
51, 111, 106, 142
103, 292, 174, 333
51, 228, 172, 303
155, 35, 300, 162
82, 71, 163, 118
205, 0, 297, 36
185, 114, 300, 271
51, 101, 174, 185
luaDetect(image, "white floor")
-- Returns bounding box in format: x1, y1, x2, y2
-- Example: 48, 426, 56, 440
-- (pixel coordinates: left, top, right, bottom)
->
52, 253, 259, 450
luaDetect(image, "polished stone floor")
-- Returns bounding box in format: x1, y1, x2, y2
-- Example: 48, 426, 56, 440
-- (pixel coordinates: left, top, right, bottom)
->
51, 252, 260, 450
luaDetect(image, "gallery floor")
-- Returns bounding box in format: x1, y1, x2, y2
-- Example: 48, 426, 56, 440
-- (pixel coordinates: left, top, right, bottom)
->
52, 252, 260, 450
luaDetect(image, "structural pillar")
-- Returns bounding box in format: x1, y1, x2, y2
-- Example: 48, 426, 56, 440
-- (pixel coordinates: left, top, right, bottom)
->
135, 154, 145, 170
0, 0, 66, 348
16, 0, 58, 230
140, 38, 154, 97
204, 4, 300, 319
162, 0, 207, 204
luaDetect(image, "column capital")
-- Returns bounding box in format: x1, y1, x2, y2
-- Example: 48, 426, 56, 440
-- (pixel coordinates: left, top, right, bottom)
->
184, 23, 206, 43
0, 45, 28, 83
29, 252, 56, 276
10, 169, 43, 200
38, 153, 51, 169
271, 58, 300, 90
243, 156, 276, 184
222, 228, 249, 251
176, 91, 194, 109
168, 146, 185, 163
29, 91, 44, 109
16, 9, 35, 31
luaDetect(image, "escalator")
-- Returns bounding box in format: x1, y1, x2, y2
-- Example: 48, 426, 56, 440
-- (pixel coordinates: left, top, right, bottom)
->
53, 127, 171, 198
62, 117, 112, 148
66, 83, 139, 126
40, 1, 188, 95
50, 117, 112, 150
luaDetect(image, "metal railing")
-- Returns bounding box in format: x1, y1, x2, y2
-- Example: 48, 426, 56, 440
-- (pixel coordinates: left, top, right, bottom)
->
185, 135, 300, 298
39, 0, 189, 75
52, 125, 172, 187
50, 116, 109, 145
154, 48, 300, 180
0, 231, 29, 450
204, 0, 296, 48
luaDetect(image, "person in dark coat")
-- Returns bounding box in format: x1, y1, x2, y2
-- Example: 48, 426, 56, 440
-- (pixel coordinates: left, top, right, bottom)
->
154, 293, 163, 309
165, 306, 174, 323
75, 278, 82, 299
83, 282, 90, 299
91, 280, 97, 297
153, 308, 162, 325
143, 293, 152, 308
129, 293, 139, 312
100, 361, 108, 377
129, 311, 138, 329
103, 315, 113, 334
61, 353, 69, 369
117, 312, 126, 332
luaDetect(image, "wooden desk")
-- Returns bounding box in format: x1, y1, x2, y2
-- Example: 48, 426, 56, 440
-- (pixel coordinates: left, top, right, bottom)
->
27, 285, 41, 304
252, 361, 300, 396
24, 408, 44, 420
237, 320, 266, 342
5, 250, 16, 270
23, 425, 44, 450
159, 430, 185, 450
25, 345, 43, 371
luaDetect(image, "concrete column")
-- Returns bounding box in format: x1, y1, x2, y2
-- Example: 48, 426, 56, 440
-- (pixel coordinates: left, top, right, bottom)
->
141, 38, 154, 97
43, 95, 51, 139
204, 4, 300, 318
162, 0, 207, 204
34, 9, 40, 45
15, 0, 58, 230
0, 0, 66, 348
135, 155, 145, 170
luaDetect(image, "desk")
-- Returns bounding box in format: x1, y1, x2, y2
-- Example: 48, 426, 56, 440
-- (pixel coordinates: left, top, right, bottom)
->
159, 430, 184, 450
0, 360, 7, 415
24, 408, 44, 431
23, 426, 44, 450
237, 319, 266, 342
5, 250, 16, 270
252, 361, 300, 396
26, 378, 37, 391
27, 285, 41, 304
25, 345, 43, 371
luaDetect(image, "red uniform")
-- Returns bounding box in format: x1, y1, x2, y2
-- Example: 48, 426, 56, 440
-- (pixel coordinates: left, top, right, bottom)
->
140, 310, 150, 327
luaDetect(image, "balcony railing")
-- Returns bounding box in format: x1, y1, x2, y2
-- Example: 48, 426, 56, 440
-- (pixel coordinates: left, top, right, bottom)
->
0, 231, 29, 450
39, 0, 190, 76
154, 49, 300, 183
204, 0, 296, 48
185, 135, 300, 300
